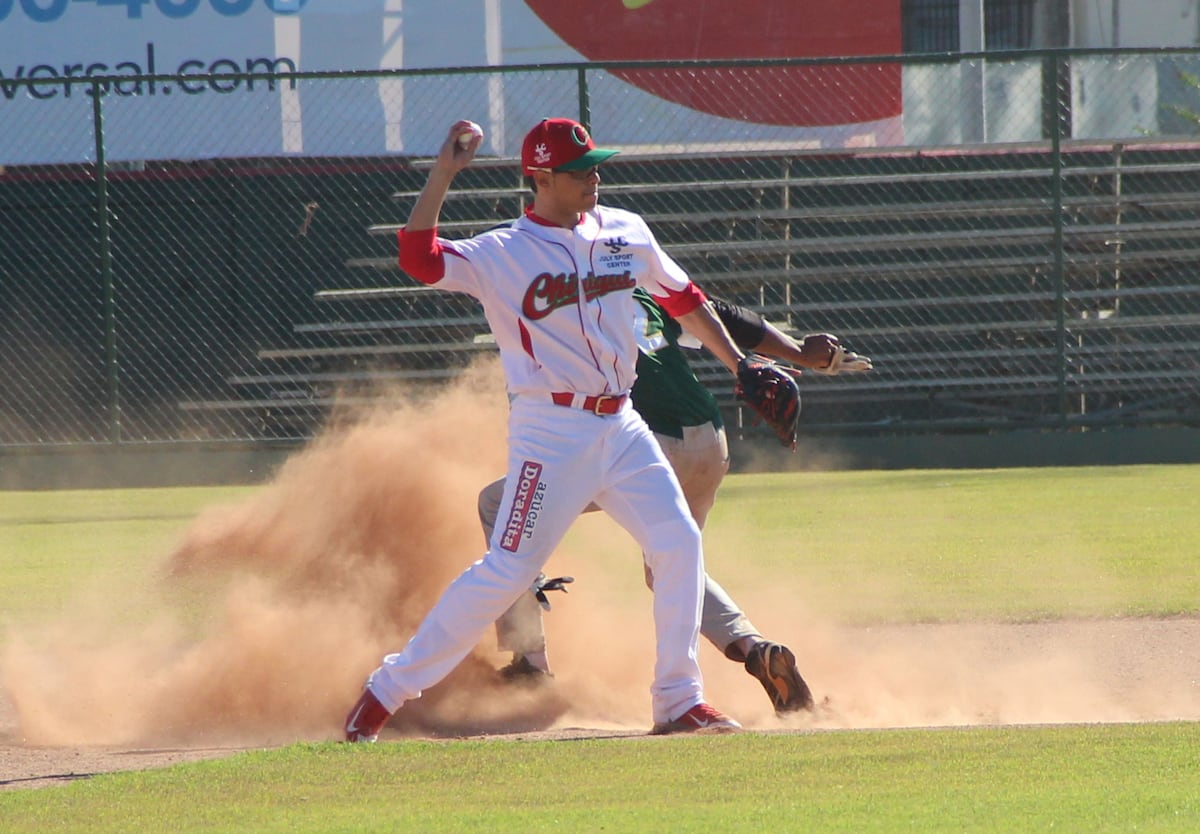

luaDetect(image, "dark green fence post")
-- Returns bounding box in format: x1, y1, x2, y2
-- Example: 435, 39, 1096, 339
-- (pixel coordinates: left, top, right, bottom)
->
1049, 51, 1068, 428
576, 66, 591, 131
91, 79, 120, 444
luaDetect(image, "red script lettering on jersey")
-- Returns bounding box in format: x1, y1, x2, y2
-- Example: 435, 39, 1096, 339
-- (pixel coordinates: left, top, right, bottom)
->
522, 271, 635, 320
501, 461, 544, 551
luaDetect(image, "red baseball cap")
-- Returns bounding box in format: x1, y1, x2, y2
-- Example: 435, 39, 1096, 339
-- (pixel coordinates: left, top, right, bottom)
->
521, 118, 619, 176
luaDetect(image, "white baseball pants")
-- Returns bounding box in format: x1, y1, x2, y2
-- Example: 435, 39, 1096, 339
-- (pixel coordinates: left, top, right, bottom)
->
367, 395, 706, 724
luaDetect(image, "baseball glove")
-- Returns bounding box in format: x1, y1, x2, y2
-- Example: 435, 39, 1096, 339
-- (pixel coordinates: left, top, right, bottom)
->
810, 340, 873, 376
735, 355, 801, 449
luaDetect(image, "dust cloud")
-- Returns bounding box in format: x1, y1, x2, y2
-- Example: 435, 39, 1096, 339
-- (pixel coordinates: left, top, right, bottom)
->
3, 355, 1198, 748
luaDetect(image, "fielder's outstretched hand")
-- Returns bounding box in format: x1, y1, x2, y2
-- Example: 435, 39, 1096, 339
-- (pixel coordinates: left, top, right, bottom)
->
806, 334, 873, 376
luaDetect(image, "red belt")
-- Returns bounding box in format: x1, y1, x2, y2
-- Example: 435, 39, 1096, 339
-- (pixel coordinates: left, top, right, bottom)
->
550, 392, 627, 415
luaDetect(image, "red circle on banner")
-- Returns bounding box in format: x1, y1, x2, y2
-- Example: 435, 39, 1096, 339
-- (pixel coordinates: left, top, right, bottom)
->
525, 0, 902, 127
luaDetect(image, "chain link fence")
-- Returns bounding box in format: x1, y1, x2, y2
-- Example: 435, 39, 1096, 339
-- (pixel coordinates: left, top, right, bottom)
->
3, 50, 1200, 447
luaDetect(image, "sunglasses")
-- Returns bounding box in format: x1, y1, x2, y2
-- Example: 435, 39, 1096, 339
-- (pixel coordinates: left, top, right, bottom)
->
530, 166, 600, 181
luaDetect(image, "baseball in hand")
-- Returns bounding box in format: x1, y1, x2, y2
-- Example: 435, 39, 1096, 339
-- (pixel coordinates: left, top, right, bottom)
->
457, 121, 483, 148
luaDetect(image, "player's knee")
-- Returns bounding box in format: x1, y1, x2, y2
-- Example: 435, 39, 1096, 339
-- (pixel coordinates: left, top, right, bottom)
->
467, 551, 545, 615
641, 515, 702, 569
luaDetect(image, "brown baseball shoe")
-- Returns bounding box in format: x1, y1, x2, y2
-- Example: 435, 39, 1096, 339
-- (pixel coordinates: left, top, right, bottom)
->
744, 640, 815, 713
498, 655, 553, 685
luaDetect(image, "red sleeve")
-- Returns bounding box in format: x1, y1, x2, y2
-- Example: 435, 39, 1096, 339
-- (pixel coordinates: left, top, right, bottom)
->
650, 282, 707, 318
397, 227, 445, 284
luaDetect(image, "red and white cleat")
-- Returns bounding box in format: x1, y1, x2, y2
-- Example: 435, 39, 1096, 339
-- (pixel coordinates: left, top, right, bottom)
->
649, 702, 742, 735
343, 687, 392, 743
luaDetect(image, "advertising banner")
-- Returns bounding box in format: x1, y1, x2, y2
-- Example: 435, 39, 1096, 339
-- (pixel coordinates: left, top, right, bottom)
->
0, 0, 901, 165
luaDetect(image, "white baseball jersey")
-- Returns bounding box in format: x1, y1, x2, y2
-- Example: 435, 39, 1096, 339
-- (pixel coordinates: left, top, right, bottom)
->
404, 206, 703, 398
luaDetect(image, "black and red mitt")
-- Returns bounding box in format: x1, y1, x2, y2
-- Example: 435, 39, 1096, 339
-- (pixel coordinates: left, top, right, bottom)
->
735, 355, 801, 450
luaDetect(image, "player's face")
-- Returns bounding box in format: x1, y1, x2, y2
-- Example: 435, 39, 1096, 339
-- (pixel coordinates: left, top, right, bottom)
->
530, 165, 602, 226
551, 166, 601, 211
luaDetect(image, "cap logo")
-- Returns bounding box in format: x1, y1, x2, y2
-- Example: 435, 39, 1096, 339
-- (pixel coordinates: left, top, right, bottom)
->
533, 141, 552, 165
572, 125, 589, 146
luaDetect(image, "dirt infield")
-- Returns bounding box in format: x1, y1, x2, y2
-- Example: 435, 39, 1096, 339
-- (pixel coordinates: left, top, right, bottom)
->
3, 372, 1197, 791
4, 616, 1198, 791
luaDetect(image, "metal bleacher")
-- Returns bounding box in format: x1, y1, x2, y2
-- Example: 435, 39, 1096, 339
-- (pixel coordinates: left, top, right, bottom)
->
182, 141, 1200, 439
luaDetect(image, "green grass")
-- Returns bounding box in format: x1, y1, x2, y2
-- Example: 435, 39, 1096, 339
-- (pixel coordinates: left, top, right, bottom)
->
0, 486, 254, 618
2, 465, 1199, 831
1, 725, 1197, 833
4, 467, 1197, 626
700, 464, 1200, 623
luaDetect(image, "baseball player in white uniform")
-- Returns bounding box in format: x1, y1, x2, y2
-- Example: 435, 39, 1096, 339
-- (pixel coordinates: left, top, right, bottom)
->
344, 117, 753, 740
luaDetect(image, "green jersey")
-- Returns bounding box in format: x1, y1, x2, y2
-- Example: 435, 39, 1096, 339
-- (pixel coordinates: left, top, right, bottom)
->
630, 289, 723, 439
